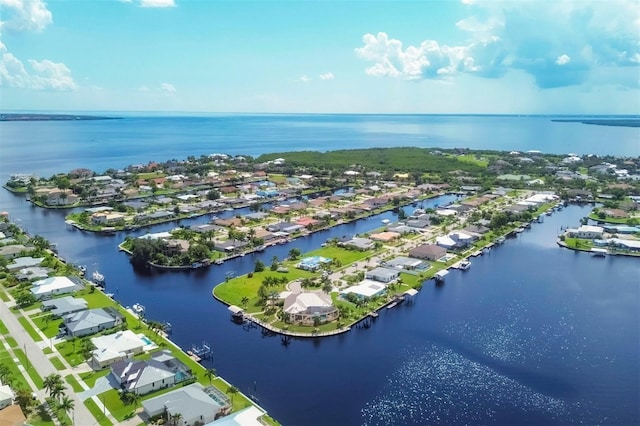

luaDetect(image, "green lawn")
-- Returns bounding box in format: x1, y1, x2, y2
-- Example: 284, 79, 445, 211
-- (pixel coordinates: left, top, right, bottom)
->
0, 347, 32, 391
451, 153, 489, 167
31, 314, 63, 338
18, 316, 43, 342
50, 356, 66, 371
214, 267, 315, 312
99, 388, 137, 421
77, 289, 115, 309
307, 246, 374, 266
55, 340, 87, 367
0, 290, 9, 302
136, 171, 165, 180
65, 374, 84, 392
5, 336, 18, 348
0, 319, 8, 335
43, 347, 53, 354
84, 398, 113, 426
79, 369, 110, 388
14, 348, 44, 389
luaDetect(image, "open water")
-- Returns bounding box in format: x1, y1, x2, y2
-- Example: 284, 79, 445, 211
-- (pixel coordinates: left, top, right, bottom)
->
0, 115, 638, 425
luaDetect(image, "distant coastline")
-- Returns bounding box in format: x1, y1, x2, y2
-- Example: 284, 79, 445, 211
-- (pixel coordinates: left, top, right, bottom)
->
0, 113, 121, 121
552, 118, 640, 128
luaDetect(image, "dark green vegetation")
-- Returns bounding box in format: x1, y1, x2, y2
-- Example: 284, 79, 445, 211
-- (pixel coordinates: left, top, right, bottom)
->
0, 113, 120, 121
258, 147, 487, 175
552, 118, 640, 128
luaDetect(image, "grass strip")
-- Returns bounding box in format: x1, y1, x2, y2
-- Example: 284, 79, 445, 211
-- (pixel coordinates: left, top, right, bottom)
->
18, 316, 43, 342
65, 374, 84, 392
84, 398, 113, 426
14, 348, 44, 389
50, 356, 66, 371
0, 319, 8, 335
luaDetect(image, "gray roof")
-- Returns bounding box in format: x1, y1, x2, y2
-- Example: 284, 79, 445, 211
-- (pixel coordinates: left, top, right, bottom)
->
7, 256, 45, 271
41, 296, 88, 317
142, 383, 228, 418
366, 267, 399, 279
111, 353, 182, 393
0, 244, 28, 256
63, 307, 122, 334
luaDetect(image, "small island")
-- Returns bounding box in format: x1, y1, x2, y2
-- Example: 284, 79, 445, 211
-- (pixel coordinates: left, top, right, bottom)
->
0, 113, 121, 121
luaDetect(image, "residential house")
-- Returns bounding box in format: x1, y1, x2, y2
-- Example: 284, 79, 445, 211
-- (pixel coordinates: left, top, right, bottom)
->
369, 231, 401, 243
283, 292, 338, 325
0, 381, 14, 410
6, 256, 44, 272
110, 350, 192, 395
409, 244, 446, 261
0, 245, 29, 260
142, 383, 230, 426
341, 280, 387, 300
365, 267, 399, 283
436, 232, 474, 250
31, 276, 82, 299
90, 330, 147, 369
61, 307, 124, 337
340, 237, 375, 251
41, 296, 88, 317
46, 189, 79, 206
570, 225, 604, 239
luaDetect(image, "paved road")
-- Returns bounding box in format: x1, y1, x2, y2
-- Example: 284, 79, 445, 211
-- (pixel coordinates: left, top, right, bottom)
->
0, 300, 99, 425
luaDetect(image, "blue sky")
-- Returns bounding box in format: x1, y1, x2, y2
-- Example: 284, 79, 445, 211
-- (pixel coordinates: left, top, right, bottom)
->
0, 0, 639, 114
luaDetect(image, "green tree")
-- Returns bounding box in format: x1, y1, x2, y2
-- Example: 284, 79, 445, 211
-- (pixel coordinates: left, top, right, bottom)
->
14, 388, 35, 414
288, 248, 301, 260
205, 368, 217, 384
254, 259, 265, 273
58, 395, 75, 421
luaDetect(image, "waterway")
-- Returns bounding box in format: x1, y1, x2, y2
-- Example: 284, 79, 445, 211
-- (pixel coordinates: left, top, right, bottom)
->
2, 188, 638, 425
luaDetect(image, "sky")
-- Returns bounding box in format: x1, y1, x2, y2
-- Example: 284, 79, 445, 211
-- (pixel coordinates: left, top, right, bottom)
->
0, 0, 639, 114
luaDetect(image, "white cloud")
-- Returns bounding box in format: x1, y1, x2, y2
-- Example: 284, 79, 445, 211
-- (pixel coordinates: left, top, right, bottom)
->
0, 0, 52, 32
298, 75, 311, 83
138, 83, 176, 93
356, 0, 640, 89
0, 43, 77, 90
140, 0, 175, 7
319, 72, 334, 80
160, 82, 176, 93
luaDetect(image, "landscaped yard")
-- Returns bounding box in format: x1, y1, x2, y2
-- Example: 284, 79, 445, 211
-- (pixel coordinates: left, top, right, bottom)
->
31, 314, 63, 338
55, 339, 89, 367
79, 369, 110, 388
65, 374, 84, 392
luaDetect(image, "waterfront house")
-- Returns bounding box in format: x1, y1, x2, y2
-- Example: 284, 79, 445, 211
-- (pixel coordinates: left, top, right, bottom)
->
90, 330, 147, 369
571, 225, 604, 239
16, 265, 52, 281
41, 296, 88, 317
31, 276, 82, 300
213, 240, 248, 253
340, 237, 375, 251
608, 238, 640, 252
283, 292, 338, 325
61, 307, 124, 337
383, 256, 425, 270
341, 280, 387, 300
6, 256, 44, 272
365, 267, 399, 283
369, 231, 401, 243
0, 244, 30, 260
110, 350, 192, 395
46, 189, 79, 206
409, 244, 447, 261
142, 383, 230, 425
266, 222, 304, 234
436, 232, 474, 250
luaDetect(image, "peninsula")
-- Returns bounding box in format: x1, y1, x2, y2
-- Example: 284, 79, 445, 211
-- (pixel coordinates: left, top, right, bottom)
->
0, 113, 121, 121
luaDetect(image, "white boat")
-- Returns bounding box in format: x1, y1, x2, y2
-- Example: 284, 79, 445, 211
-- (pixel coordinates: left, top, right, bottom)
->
496, 236, 506, 244
92, 271, 105, 285
132, 303, 145, 315
381, 219, 390, 224
459, 260, 471, 270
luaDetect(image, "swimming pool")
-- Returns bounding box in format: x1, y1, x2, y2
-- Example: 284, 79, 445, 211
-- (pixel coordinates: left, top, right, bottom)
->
141, 336, 153, 345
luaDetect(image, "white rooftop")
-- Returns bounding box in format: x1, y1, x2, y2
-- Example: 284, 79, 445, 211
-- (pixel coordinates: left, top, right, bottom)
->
342, 280, 387, 298
91, 330, 146, 364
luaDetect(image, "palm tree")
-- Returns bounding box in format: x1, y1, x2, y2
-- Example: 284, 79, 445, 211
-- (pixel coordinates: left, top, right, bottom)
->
170, 412, 183, 426
205, 368, 217, 384
58, 395, 75, 424
50, 383, 66, 402
43, 373, 63, 400
0, 364, 12, 383
226, 385, 239, 405
240, 296, 249, 309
